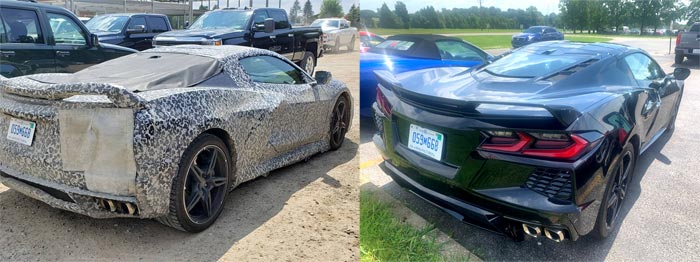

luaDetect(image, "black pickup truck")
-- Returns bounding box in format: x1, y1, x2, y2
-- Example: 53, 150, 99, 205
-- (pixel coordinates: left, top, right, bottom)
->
153, 8, 323, 74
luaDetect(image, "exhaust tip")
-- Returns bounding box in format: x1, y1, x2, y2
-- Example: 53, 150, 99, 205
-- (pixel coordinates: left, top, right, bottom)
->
522, 224, 541, 238
544, 228, 565, 242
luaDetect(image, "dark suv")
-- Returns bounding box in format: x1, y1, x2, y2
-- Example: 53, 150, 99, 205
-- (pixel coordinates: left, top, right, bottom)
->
0, 0, 136, 78
86, 13, 172, 51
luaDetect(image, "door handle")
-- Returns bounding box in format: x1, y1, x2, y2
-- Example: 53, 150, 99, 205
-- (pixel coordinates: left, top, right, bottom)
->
288, 34, 294, 37
56, 51, 70, 57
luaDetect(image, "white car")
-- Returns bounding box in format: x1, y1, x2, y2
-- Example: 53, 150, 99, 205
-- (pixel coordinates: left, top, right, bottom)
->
311, 18, 358, 52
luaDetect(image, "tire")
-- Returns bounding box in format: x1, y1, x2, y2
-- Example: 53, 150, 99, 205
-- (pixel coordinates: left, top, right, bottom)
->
347, 36, 355, 51
332, 37, 340, 53
298, 51, 316, 75
157, 134, 231, 233
675, 54, 684, 64
668, 92, 683, 130
591, 142, 636, 239
329, 95, 350, 150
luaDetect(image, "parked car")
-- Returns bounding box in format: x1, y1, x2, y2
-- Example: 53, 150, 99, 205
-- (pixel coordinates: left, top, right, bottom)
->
153, 8, 323, 74
311, 18, 358, 52
86, 13, 172, 51
359, 31, 385, 53
359, 34, 492, 117
511, 26, 564, 48
0, 45, 353, 232
372, 41, 690, 242
0, 0, 136, 78
675, 22, 699, 64
78, 16, 91, 24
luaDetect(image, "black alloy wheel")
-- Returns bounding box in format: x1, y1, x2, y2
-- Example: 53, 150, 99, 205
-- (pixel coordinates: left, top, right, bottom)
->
330, 96, 350, 150
593, 143, 636, 239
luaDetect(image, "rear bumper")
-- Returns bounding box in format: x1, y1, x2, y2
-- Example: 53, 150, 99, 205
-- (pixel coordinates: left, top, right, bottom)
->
0, 164, 142, 219
675, 47, 700, 56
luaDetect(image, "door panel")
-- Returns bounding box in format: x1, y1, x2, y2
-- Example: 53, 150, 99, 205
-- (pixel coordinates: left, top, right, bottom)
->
0, 7, 54, 77
623, 52, 670, 143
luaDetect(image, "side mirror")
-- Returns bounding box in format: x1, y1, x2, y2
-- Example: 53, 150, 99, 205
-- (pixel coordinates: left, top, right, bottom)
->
674, 67, 691, 81
126, 25, 146, 34
184, 20, 190, 28
90, 33, 100, 47
263, 18, 275, 33
315, 71, 332, 85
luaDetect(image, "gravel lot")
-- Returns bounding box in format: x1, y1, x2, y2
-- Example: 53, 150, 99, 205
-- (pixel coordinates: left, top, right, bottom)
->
0, 49, 360, 261
360, 37, 700, 261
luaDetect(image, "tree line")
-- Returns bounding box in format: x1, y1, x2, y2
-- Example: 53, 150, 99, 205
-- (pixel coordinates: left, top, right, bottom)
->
288, 0, 360, 26
361, 0, 699, 33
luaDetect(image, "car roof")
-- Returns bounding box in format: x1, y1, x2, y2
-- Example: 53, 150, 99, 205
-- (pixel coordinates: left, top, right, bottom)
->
0, 0, 69, 12
520, 41, 639, 58
387, 34, 462, 42
93, 13, 167, 17
371, 34, 481, 60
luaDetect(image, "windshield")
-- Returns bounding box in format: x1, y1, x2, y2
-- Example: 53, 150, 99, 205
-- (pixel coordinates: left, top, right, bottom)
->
523, 27, 544, 33
311, 20, 339, 28
85, 15, 128, 33
484, 50, 590, 78
189, 11, 252, 30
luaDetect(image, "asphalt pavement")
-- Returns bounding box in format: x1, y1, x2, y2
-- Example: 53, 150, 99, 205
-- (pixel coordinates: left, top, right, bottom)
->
359, 37, 700, 261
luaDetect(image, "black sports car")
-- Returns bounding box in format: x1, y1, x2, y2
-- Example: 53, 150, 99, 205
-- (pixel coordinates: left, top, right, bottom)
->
372, 41, 690, 242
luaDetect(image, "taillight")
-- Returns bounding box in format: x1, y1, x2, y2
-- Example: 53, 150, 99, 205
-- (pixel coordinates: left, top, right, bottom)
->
479, 131, 589, 160
676, 34, 681, 46
376, 86, 392, 117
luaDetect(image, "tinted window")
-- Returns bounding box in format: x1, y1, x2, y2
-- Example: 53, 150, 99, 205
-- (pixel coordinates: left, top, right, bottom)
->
485, 50, 590, 78
691, 24, 699, 32
128, 16, 147, 30
147, 16, 168, 33
0, 8, 43, 43
435, 40, 486, 61
269, 10, 289, 29
524, 27, 544, 33
545, 28, 555, 33
240, 56, 304, 84
48, 13, 86, 45
0, 17, 6, 43
623, 53, 665, 85
86, 15, 128, 33
252, 10, 269, 28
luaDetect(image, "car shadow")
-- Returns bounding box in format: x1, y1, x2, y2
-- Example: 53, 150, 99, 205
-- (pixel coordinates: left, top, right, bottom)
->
376, 129, 675, 260
672, 58, 700, 70
360, 116, 376, 144
0, 139, 358, 261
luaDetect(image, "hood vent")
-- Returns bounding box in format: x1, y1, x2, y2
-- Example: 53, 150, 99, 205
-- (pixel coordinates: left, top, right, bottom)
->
543, 58, 599, 82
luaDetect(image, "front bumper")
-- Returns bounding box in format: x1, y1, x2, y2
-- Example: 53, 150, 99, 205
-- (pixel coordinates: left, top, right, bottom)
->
0, 166, 141, 218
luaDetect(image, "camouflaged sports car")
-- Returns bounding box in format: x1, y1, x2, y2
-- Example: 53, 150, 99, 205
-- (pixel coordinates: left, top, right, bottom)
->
0, 45, 353, 232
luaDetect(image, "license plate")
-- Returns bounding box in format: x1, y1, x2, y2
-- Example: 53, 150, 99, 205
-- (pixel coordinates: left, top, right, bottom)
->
407, 124, 444, 161
6, 118, 36, 146
693, 49, 700, 54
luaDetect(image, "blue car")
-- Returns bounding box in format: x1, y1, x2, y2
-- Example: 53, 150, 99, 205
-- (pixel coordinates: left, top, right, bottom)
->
360, 34, 491, 117
511, 26, 564, 48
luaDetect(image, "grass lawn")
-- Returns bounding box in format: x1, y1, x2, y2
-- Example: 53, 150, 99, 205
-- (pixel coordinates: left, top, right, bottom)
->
457, 35, 614, 50
360, 190, 469, 262
367, 28, 520, 36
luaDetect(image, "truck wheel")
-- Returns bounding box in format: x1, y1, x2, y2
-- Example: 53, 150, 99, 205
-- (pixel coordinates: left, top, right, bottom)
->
347, 36, 355, 51
333, 37, 340, 53
157, 134, 231, 233
299, 51, 316, 75
675, 54, 684, 64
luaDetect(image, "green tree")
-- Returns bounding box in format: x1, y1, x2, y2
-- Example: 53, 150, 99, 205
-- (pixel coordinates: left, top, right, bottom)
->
603, 0, 628, 33
345, 4, 361, 27
410, 6, 442, 28
395, 1, 410, 29
320, 0, 344, 18
289, 0, 302, 25
378, 3, 401, 28
688, 0, 700, 23
303, 0, 314, 25
634, 0, 662, 34
360, 9, 378, 28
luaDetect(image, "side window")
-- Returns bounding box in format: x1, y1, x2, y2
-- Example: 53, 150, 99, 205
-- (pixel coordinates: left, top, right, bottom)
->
623, 53, 665, 86
0, 7, 44, 44
252, 10, 269, 28
435, 40, 486, 61
239, 56, 304, 85
47, 13, 86, 45
545, 28, 554, 33
0, 17, 7, 43
147, 16, 168, 33
269, 10, 289, 29
127, 16, 147, 31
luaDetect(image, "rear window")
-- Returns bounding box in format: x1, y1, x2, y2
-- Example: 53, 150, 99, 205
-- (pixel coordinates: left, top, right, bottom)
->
374, 40, 415, 51
484, 50, 591, 78
691, 24, 699, 32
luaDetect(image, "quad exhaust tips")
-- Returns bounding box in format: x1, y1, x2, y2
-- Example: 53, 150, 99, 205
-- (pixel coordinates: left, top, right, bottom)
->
521, 223, 566, 242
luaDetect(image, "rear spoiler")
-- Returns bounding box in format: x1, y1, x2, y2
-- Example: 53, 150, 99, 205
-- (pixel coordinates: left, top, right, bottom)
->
0, 78, 146, 109
374, 70, 581, 127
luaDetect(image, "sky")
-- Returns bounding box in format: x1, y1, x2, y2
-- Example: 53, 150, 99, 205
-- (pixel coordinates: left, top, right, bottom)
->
360, 0, 562, 14
199, 0, 359, 14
